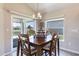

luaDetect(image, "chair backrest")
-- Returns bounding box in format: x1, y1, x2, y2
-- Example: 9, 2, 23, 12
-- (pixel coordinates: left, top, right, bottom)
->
50, 32, 58, 51
18, 33, 31, 55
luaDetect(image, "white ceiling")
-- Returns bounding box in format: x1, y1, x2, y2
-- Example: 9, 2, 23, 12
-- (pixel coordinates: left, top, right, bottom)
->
26, 3, 74, 15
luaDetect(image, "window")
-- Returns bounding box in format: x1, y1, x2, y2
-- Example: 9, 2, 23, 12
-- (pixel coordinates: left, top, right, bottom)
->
45, 18, 64, 41
25, 21, 36, 31
24, 20, 36, 36
11, 15, 36, 51
12, 18, 23, 48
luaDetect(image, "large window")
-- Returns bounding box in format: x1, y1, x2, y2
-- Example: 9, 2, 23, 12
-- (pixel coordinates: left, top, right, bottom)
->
25, 21, 36, 31
24, 20, 36, 36
11, 15, 36, 50
12, 18, 22, 48
45, 18, 64, 41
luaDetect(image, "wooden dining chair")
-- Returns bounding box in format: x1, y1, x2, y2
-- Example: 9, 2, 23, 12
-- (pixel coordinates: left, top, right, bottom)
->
17, 33, 37, 56
43, 32, 58, 56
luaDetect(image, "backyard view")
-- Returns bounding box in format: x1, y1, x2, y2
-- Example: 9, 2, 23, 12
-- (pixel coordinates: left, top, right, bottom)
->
12, 18, 36, 48
46, 18, 64, 41
12, 17, 64, 49
12, 21, 21, 48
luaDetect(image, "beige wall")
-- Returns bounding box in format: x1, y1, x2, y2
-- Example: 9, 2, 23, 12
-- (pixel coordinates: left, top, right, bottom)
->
0, 3, 33, 55
44, 4, 79, 53
3, 9, 11, 54
61, 5, 79, 53
4, 3, 33, 18
0, 4, 5, 55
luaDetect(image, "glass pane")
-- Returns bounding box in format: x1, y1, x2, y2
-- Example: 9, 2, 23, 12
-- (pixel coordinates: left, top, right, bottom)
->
46, 19, 64, 41
26, 21, 35, 29
12, 21, 22, 48
25, 21, 36, 36
47, 20, 63, 29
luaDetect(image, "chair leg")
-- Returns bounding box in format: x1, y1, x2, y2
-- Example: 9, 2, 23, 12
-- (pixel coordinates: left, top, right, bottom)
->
34, 53, 36, 56
21, 49, 23, 56
49, 51, 52, 56
45, 51, 47, 56
55, 49, 56, 56
17, 44, 20, 56
17, 40, 20, 56
21, 45, 23, 56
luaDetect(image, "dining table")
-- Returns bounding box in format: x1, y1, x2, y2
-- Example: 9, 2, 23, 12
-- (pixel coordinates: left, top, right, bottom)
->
17, 34, 59, 56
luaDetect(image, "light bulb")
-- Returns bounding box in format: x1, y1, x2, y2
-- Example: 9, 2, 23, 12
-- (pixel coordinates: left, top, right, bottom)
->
33, 12, 42, 19
39, 15, 42, 19
33, 14, 35, 18
37, 12, 41, 17
37, 12, 42, 19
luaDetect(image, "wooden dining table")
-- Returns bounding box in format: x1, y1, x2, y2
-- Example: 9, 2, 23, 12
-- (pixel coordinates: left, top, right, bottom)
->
17, 35, 59, 56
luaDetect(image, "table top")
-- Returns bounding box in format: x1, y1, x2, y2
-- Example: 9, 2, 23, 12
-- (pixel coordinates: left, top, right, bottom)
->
29, 35, 52, 46
17, 34, 60, 56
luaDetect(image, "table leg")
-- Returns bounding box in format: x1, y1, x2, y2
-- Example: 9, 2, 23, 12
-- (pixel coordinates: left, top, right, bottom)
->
55, 43, 56, 56
21, 42, 23, 56
58, 38, 59, 56
36, 46, 42, 56
17, 40, 20, 56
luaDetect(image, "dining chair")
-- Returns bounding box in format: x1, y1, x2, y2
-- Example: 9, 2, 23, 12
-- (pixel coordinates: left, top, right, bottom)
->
43, 32, 58, 56
17, 33, 37, 56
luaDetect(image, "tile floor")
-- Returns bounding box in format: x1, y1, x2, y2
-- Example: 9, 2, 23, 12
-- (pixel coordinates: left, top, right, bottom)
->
6, 49, 79, 56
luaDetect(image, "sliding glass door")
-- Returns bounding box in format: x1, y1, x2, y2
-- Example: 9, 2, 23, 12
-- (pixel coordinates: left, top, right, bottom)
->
11, 15, 36, 51
11, 17, 23, 51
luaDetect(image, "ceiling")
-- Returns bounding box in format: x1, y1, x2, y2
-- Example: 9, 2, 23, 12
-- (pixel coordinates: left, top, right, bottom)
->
26, 3, 74, 15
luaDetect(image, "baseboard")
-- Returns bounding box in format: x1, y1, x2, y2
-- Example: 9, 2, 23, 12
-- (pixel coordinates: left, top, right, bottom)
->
60, 47, 79, 54
1, 49, 17, 56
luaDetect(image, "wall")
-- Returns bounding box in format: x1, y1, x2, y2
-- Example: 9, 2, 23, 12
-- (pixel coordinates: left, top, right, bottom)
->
4, 3, 34, 18
0, 4, 5, 55
0, 3, 33, 55
44, 4, 79, 54
61, 5, 79, 53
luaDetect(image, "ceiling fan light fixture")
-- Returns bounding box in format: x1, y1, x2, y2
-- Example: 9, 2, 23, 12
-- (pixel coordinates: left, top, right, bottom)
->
33, 13, 36, 19
37, 12, 41, 17
32, 4, 42, 20
32, 12, 42, 19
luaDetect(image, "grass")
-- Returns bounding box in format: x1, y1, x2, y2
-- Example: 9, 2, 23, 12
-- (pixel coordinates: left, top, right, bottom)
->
28, 29, 35, 36
59, 35, 64, 41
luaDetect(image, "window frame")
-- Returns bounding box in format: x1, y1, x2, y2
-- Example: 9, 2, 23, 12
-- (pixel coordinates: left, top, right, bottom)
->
45, 18, 64, 41
11, 14, 36, 51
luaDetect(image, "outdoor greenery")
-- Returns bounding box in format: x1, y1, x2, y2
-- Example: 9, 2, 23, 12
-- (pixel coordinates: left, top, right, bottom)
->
59, 35, 64, 41
13, 27, 21, 30
28, 29, 35, 36
13, 30, 20, 36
